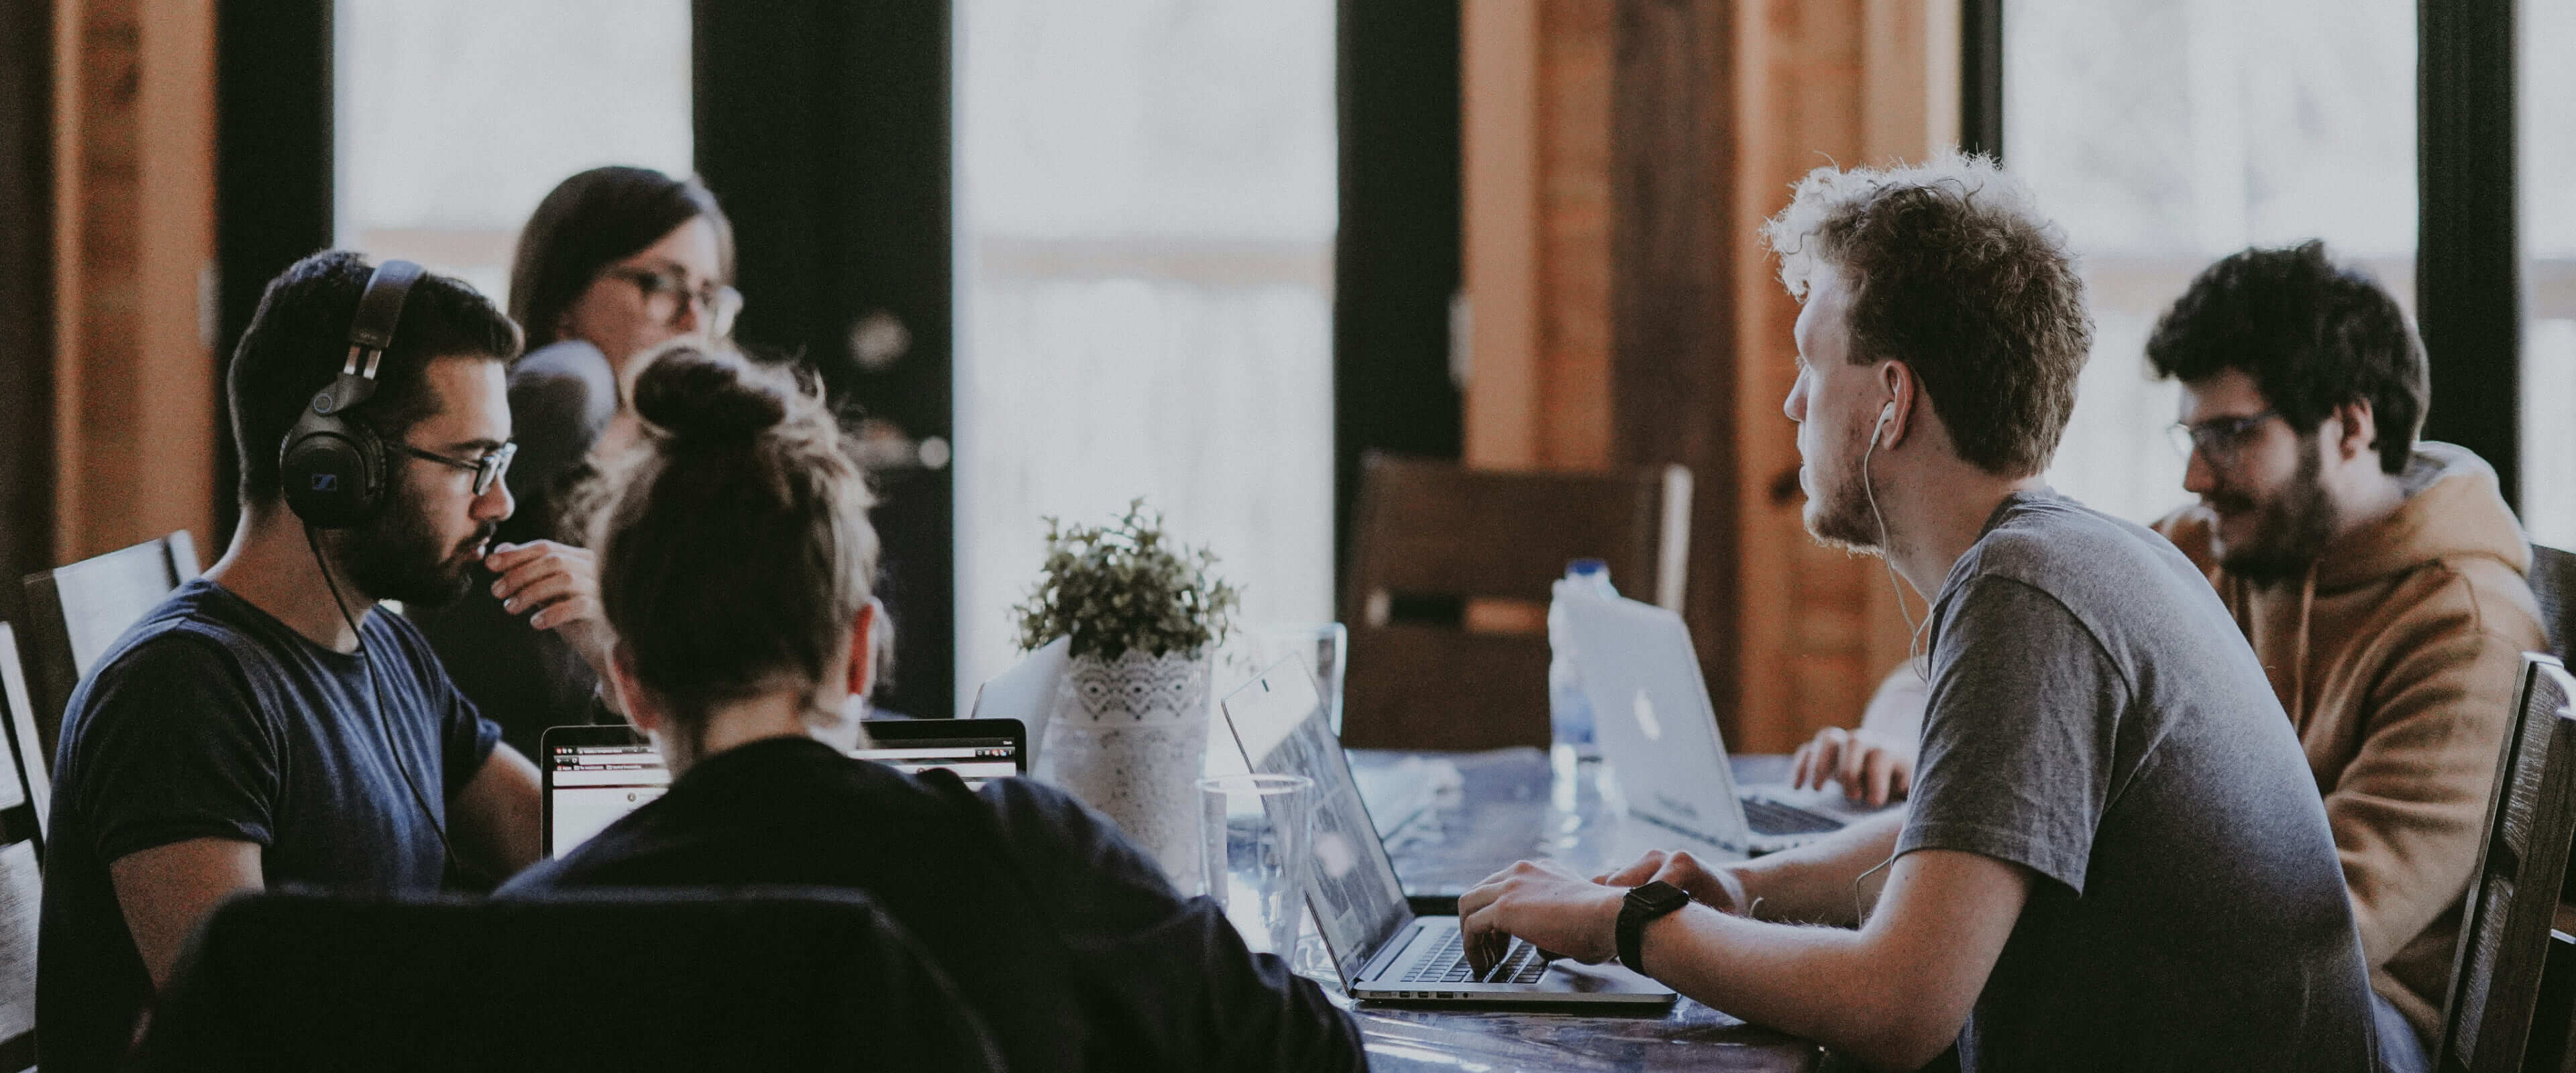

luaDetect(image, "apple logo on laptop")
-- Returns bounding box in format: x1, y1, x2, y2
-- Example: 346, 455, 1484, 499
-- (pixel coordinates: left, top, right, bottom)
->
1631, 687, 1664, 741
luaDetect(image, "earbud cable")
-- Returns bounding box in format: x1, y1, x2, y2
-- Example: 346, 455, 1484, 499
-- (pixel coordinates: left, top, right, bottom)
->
305, 526, 462, 874
1861, 413, 1934, 681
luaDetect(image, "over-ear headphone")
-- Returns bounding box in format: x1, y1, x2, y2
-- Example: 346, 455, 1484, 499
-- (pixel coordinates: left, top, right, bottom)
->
280, 259, 425, 528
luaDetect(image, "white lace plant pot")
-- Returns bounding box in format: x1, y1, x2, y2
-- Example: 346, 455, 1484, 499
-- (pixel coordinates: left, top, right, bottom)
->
1034, 647, 1212, 888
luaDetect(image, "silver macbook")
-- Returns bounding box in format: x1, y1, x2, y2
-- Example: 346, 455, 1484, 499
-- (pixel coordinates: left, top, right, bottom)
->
1219, 659, 1674, 1007
1562, 591, 1847, 854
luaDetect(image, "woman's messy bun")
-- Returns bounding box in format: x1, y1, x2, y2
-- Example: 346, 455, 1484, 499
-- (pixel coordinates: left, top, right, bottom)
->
629, 343, 790, 444
581, 342, 881, 758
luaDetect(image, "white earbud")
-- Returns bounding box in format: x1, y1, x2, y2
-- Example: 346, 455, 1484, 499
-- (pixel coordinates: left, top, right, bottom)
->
1874, 401, 1894, 445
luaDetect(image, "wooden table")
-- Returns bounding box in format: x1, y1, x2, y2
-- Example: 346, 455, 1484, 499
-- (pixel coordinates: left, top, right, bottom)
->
1313, 748, 1866, 1072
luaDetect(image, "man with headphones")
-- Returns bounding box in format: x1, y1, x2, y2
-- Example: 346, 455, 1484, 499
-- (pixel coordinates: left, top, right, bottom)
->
38, 251, 600, 1071
1454, 158, 2375, 1070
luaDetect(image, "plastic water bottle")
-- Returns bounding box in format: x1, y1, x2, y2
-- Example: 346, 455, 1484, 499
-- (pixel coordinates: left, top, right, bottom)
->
1546, 559, 1617, 765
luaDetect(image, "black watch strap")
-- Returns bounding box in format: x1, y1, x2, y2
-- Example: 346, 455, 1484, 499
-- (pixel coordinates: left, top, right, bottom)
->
1617, 881, 1693, 975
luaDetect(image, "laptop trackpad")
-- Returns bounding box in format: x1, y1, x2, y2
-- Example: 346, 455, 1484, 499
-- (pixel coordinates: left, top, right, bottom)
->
1539, 958, 1672, 995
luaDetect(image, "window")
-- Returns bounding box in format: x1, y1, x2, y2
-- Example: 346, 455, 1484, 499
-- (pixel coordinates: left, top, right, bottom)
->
333, 0, 692, 302
2521, 0, 2576, 548
953, 1, 1336, 703
2008, 0, 2417, 526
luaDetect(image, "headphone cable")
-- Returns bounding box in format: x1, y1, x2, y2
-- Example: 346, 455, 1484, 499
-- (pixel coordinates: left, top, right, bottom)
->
304, 526, 462, 876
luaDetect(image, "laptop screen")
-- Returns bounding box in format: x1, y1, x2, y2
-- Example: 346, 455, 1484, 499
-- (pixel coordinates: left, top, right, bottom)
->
540, 719, 1027, 857
851, 736, 1020, 787
1218, 661, 1412, 982
546, 738, 672, 856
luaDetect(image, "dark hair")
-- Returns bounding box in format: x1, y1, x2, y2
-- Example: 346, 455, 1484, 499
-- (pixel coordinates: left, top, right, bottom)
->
1763, 154, 2094, 477
228, 250, 522, 503
511, 166, 735, 349
2146, 241, 2425, 473
584, 345, 879, 742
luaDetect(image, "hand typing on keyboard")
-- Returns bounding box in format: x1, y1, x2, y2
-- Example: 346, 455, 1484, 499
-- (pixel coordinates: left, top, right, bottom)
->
1456, 859, 1629, 977
1596, 849, 1752, 917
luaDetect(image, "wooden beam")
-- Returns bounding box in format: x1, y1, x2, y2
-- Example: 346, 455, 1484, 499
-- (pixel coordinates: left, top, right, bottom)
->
1462, 0, 1540, 468
49, 0, 217, 565
1609, 0, 1741, 738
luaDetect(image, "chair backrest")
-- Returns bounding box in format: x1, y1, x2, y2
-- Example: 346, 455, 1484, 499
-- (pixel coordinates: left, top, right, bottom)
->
131, 888, 1004, 1073
17, 530, 200, 765
2531, 544, 2576, 661
2437, 653, 2576, 1072
0, 626, 42, 849
0, 628, 40, 844
0, 630, 44, 1072
1340, 452, 1690, 750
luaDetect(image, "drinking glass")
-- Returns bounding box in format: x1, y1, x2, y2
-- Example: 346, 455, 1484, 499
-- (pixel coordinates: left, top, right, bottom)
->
1198, 773, 1314, 956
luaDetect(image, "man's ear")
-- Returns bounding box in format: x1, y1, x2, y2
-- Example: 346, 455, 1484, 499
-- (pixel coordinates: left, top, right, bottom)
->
843, 599, 881, 703
1878, 360, 1919, 450
2330, 400, 2379, 465
608, 641, 662, 737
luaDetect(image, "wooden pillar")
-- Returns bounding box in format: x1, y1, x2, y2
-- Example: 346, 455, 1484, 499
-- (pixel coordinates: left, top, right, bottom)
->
1462, 0, 1957, 750
1462, 0, 1615, 473
1609, 0, 1741, 736
51, 0, 219, 565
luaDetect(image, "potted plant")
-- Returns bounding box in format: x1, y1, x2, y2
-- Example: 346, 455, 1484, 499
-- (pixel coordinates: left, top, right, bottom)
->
1013, 500, 1240, 884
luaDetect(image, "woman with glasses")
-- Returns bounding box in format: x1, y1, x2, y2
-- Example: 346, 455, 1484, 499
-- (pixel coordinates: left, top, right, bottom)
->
413, 165, 741, 758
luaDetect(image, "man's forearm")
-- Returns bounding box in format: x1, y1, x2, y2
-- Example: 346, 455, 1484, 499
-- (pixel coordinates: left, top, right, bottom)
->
1730, 811, 1905, 925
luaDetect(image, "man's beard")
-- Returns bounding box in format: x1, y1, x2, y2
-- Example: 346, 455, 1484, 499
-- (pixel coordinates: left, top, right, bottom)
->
336, 487, 492, 608
2212, 439, 2339, 585
1803, 447, 1886, 554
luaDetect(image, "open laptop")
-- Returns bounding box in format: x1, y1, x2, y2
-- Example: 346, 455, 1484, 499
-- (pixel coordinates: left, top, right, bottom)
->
1219, 659, 1674, 1007
1561, 590, 1847, 854
539, 718, 1028, 858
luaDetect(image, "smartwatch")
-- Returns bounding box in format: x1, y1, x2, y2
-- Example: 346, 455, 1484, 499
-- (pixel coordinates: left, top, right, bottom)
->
1617, 881, 1693, 975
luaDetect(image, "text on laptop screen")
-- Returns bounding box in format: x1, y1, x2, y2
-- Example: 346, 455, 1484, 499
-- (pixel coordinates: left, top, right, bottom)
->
1222, 664, 1413, 982
850, 737, 1018, 789
545, 728, 1024, 856
548, 740, 671, 855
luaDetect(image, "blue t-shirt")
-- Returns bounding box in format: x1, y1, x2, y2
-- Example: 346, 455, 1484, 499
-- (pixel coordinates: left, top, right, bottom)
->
36, 578, 500, 1072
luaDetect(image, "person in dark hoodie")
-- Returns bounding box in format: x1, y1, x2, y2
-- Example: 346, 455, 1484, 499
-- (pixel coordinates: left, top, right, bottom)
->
1788, 240, 2545, 1071
496, 345, 1365, 1073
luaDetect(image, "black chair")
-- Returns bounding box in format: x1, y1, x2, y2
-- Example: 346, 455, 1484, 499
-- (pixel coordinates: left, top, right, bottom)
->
131, 888, 1006, 1072
18, 530, 201, 765
2436, 653, 2576, 1072
2531, 544, 2576, 661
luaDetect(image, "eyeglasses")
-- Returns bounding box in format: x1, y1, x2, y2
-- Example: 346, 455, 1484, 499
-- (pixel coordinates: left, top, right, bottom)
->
2167, 410, 2281, 467
391, 440, 517, 496
604, 265, 743, 338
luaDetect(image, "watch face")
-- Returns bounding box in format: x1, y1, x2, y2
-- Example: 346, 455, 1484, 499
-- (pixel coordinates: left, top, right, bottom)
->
1631, 880, 1690, 913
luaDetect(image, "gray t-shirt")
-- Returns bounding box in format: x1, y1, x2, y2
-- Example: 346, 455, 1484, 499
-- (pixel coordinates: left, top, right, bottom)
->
1899, 490, 2375, 1071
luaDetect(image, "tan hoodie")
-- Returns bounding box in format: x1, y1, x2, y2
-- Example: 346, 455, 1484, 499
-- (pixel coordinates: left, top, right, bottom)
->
2155, 442, 2547, 1041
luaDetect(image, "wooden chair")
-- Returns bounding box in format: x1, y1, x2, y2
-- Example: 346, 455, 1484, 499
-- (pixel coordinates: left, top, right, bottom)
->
0, 626, 44, 846
1339, 452, 1690, 751
17, 530, 201, 765
2532, 544, 2575, 661
2436, 653, 2576, 1072
0, 630, 45, 1071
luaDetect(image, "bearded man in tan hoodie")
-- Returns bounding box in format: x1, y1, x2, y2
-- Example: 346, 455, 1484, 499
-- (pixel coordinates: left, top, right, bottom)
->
1790, 240, 2546, 1067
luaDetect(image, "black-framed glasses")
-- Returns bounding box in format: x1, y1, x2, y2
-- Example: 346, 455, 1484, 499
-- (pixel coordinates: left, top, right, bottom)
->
604, 265, 743, 337
391, 440, 517, 496
2167, 410, 2281, 467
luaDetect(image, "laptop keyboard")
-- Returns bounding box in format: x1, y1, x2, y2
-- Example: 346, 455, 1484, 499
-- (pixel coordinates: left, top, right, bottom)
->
1399, 928, 1549, 984
1741, 796, 1845, 837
